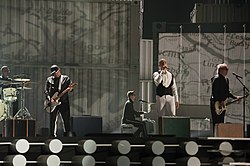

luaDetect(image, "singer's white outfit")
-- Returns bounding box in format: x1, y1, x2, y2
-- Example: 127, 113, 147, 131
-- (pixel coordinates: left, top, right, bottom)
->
153, 70, 179, 116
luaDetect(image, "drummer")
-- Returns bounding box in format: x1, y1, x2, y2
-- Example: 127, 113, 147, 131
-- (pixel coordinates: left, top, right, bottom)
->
0, 66, 12, 92
0, 66, 12, 81
0, 65, 18, 117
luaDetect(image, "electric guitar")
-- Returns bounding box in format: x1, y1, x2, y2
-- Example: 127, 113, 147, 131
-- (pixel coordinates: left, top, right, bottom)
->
214, 94, 248, 115
44, 82, 77, 113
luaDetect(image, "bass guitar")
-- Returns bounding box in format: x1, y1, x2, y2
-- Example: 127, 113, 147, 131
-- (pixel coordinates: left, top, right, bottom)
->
214, 94, 248, 115
44, 82, 77, 113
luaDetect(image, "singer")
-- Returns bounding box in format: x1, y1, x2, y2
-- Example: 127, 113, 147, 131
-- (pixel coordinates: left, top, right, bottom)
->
153, 59, 179, 117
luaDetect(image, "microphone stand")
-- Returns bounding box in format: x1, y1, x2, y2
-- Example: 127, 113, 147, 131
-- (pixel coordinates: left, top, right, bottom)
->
235, 75, 249, 137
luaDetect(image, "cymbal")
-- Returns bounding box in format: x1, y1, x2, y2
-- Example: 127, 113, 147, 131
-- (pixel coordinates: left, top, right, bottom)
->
10, 82, 22, 85
14, 78, 31, 82
13, 73, 30, 78
13, 73, 31, 82
17, 87, 32, 90
23, 81, 38, 84
0, 78, 11, 84
0, 81, 11, 84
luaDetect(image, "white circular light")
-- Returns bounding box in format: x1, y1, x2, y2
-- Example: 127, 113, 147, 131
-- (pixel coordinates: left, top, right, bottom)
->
219, 141, 232, 156
83, 140, 97, 154
117, 140, 131, 155
187, 157, 201, 166
12, 155, 26, 166
117, 156, 130, 166
49, 139, 63, 154
82, 155, 95, 166
47, 155, 60, 166
15, 139, 30, 154
152, 156, 165, 166
185, 141, 199, 156
151, 141, 165, 155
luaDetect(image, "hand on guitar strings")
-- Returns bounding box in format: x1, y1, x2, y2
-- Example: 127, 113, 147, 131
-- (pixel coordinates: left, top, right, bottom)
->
218, 101, 225, 109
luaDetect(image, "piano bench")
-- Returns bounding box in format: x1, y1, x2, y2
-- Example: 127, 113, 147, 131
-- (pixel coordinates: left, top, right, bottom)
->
121, 124, 135, 134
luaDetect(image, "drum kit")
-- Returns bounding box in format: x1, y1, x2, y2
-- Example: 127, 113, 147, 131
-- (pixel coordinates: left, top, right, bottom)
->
0, 74, 33, 121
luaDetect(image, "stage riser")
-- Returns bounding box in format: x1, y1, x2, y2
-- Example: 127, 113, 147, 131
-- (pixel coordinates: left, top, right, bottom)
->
0, 135, 249, 165
2, 119, 35, 137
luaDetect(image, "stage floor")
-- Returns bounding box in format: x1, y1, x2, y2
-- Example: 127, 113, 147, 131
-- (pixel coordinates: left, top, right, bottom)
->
0, 134, 250, 166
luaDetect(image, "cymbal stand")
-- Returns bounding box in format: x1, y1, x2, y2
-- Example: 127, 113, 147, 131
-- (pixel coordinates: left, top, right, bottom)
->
5, 101, 13, 119
14, 82, 32, 119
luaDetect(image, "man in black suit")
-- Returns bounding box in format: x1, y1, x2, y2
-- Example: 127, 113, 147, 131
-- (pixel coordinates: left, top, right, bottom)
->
121, 90, 148, 137
44, 65, 73, 137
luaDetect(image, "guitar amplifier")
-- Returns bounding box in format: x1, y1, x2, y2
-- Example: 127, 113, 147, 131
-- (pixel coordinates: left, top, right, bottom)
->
159, 116, 190, 137
215, 123, 243, 138
71, 116, 102, 137
2, 119, 36, 137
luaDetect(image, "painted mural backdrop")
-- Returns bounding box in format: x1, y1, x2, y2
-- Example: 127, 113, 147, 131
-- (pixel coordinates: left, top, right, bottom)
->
0, 0, 140, 134
159, 33, 250, 124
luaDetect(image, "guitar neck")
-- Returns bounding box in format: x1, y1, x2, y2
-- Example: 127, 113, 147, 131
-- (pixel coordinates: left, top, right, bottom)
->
226, 95, 248, 106
52, 83, 77, 100
58, 88, 70, 98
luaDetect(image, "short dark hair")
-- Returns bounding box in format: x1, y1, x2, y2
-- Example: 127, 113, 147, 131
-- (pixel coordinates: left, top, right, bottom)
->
127, 90, 135, 98
1, 66, 9, 72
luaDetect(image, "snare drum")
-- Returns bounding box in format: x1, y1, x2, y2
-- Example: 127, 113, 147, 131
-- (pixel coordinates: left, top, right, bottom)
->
3, 88, 17, 102
0, 100, 7, 121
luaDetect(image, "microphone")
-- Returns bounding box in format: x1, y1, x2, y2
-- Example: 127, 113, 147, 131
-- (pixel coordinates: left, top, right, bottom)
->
232, 72, 243, 79
139, 99, 148, 103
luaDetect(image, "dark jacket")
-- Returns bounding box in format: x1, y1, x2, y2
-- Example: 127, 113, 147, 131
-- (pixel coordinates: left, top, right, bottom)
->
44, 74, 71, 103
211, 73, 236, 102
121, 99, 142, 124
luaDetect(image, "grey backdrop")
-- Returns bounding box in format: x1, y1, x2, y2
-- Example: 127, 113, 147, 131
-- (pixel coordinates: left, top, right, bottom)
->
0, 0, 141, 134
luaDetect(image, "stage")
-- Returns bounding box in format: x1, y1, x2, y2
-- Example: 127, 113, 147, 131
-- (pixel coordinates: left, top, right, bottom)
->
0, 133, 250, 166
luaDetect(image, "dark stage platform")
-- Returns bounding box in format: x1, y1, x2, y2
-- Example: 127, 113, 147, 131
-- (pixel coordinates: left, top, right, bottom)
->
0, 134, 250, 166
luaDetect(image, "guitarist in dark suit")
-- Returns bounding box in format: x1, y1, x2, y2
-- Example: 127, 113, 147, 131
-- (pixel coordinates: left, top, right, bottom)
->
44, 65, 73, 137
210, 63, 239, 134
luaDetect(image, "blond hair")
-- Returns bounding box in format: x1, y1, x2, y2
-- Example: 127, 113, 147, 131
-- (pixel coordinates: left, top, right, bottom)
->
158, 59, 168, 69
216, 63, 228, 74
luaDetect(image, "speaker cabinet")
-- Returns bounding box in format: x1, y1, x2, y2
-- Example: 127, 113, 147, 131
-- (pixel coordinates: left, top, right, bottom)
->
159, 116, 190, 137
215, 123, 243, 138
71, 116, 102, 137
2, 119, 36, 137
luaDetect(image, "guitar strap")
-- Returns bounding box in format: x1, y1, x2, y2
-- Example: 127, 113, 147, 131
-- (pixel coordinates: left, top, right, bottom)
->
58, 75, 63, 91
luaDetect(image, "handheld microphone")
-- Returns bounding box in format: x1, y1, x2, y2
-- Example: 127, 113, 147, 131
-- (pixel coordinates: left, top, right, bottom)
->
232, 72, 243, 79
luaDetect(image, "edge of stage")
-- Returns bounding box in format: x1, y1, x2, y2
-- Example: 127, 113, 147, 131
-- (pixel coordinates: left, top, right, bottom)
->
0, 133, 250, 166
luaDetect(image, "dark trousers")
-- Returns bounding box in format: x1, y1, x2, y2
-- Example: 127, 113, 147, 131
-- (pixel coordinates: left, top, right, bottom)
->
125, 119, 148, 137
50, 103, 70, 136
210, 99, 225, 133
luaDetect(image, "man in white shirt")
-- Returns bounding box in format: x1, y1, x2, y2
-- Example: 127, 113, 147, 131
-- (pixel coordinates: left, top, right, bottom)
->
153, 59, 179, 117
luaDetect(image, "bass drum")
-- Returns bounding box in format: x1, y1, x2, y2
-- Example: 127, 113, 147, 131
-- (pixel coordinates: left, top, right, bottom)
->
0, 100, 7, 121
